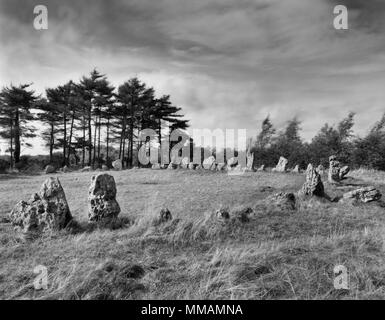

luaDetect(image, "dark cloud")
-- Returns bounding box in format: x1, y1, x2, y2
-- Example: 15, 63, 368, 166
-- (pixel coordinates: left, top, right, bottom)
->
1, 0, 385, 154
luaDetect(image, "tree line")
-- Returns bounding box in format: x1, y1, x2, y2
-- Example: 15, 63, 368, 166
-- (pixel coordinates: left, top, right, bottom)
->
251, 112, 385, 170
0, 69, 189, 169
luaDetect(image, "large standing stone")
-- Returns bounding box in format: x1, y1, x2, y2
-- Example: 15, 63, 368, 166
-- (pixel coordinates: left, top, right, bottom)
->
45, 165, 56, 174
299, 164, 324, 197
342, 186, 381, 203
272, 156, 288, 172
328, 155, 341, 183
112, 159, 122, 171
88, 174, 120, 222
203, 156, 216, 170
9, 177, 72, 236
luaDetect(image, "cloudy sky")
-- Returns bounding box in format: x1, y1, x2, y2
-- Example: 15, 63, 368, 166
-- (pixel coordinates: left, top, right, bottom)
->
1, 0, 385, 154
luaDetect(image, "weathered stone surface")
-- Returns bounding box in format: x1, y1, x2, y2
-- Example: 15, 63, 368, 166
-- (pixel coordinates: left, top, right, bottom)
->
257, 165, 265, 171
217, 163, 226, 171
188, 162, 195, 170
339, 166, 350, 180
272, 156, 288, 172
299, 164, 325, 197
112, 159, 122, 171
227, 157, 238, 168
342, 186, 382, 203
203, 156, 216, 170
291, 165, 300, 173
328, 155, 341, 183
45, 165, 55, 174
152, 163, 161, 170
268, 192, 296, 210
9, 177, 72, 235
88, 174, 120, 222
102, 165, 109, 171
62, 165, 69, 173
181, 157, 189, 169
81, 166, 91, 172
167, 162, 178, 170
316, 164, 325, 174
196, 165, 203, 170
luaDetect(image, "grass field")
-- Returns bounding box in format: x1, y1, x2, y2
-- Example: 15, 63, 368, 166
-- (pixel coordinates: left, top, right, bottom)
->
1, 168, 385, 300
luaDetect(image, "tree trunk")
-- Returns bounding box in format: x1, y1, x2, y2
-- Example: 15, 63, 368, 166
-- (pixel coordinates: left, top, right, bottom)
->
97, 113, 101, 166
50, 122, 54, 163
92, 116, 97, 167
67, 111, 75, 165
10, 120, 13, 169
14, 109, 20, 164
88, 106, 92, 166
106, 117, 110, 165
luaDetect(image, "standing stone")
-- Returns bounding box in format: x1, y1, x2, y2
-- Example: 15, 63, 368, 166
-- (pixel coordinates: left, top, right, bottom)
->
45, 165, 56, 174
188, 163, 195, 170
339, 166, 350, 180
246, 153, 255, 171
62, 165, 69, 173
152, 163, 161, 170
112, 159, 122, 171
196, 165, 203, 170
102, 165, 109, 171
342, 186, 381, 203
81, 166, 91, 172
88, 174, 120, 222
291, 165, 300, 173
9, 177, 72, 236
203, 156, 216, 170
299, 164, 324, 197
316, 164, 325, 174
181, 157, 189, 169
328, 155, 341, 183
257, 165, 265, 171
216, 208, 230, 221
159, 208, 172, 223
272, 156, 288, 172
227, 157, 238, 168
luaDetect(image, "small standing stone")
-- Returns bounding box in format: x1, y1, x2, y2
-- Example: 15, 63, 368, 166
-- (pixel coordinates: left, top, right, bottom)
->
45, 165, 56, 174
272, 156, 288, 172
339, 166, 350, 180
203, 156, 216, 170
88, 174, 120, 222
299, 164, 324, 197
112, 159, 122, 171
257, 165, 265, 171
328, 155, 341, 183
291, 165, 300, 173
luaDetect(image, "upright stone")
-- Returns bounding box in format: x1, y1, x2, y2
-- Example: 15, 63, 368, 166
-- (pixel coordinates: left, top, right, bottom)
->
188, 162, 195, 170
203, 156, 216, 170
227, 157, 238, 168
112, 159, 122, 171
246, 153, 255, 171
339, 166, 350, 180
299, 164, 324, 197
272, 156, 288, 172
328, 155, 340, 183
9, 177, 72, 236
181, 157, 189, 169
88, 174, 120, 222
257, 165, 265, 171
291, 165, 299, 173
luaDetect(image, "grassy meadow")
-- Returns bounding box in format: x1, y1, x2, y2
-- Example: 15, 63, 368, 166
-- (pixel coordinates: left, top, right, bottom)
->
1, 168, 385, 299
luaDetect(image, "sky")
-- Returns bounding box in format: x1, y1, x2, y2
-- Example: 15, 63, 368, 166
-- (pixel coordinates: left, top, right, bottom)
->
1, 0, 385, 155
